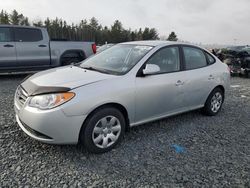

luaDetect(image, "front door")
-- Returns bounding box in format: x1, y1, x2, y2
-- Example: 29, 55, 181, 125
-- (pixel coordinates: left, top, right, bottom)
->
135, 46, 185, 123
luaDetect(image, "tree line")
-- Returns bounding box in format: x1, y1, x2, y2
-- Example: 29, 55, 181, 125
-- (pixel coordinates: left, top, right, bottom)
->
0, 9, 178, 44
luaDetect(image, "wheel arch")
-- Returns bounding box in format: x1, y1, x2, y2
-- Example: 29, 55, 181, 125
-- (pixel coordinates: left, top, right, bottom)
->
202, 85, 225, 116
78, 102, 130, 143
205, 85, 225, 104
214, 85, 225, 94
59, 49, 86, 65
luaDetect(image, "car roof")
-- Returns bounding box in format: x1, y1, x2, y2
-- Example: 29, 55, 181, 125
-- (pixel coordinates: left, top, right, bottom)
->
121, 40, 199, 47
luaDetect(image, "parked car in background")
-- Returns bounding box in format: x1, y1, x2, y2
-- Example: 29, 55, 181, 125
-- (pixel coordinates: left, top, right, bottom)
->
14, 41, 230, 153
97, 43, 115, 53
0, 25, 96, 74
240, 47, 250, 77
221, 45, 250, 77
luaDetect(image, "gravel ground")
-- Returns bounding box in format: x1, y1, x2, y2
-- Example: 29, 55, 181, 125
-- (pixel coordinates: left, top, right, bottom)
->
0, 75, 250, 187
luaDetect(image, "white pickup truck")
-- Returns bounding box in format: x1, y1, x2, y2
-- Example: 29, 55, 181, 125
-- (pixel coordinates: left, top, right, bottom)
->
0, 25, 96, 74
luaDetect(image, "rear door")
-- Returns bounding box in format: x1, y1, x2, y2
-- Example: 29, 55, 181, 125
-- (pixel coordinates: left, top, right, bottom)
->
0, 27, 17, 68
14, 27, 50, 67
181, 45, 215, 108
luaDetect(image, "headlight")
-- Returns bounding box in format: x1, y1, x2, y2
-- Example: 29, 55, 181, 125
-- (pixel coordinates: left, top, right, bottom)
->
28, 92, 75, 110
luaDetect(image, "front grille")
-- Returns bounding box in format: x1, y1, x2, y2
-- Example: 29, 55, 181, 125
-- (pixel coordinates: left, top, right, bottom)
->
15, 86, 28, 108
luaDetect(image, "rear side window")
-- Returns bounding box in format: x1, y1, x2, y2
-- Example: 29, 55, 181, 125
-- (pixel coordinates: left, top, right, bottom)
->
206, 52, 216, 64
183, 47, 207, 70
0, 28, 12, 42
15, 28, 43, 42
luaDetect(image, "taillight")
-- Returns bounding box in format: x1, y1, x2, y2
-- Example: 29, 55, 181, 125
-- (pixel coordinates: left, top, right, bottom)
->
92, 44, 97, 54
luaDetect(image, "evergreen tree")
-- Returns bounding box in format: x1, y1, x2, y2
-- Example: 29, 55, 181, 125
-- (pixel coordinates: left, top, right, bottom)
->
10, 10, 20, 25
142, 27, 150, 40
137, 28, 143, 40
110, 20, 124, 43
0, 9, 160, 44
149, 28, 159, 40
0, 10, 10, 24
167, 31, 178, 41
20, 17, 30, 26
131, 31, 136, 41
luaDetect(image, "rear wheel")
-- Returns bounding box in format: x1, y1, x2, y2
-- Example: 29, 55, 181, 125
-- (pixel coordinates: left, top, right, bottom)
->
202, 88, 224, 116
80, 107, 125, 153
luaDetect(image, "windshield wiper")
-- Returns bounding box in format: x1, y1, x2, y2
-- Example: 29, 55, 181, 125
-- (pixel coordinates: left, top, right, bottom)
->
80, 66, 114, 75
81, 66, 98, 71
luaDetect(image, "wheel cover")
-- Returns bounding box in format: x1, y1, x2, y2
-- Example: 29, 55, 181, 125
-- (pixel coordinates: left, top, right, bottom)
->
210, 92, 223, 113
92, 116, 121, 149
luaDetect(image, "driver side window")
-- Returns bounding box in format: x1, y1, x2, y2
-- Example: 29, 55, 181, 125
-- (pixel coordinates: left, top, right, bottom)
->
147, 46, 180, 74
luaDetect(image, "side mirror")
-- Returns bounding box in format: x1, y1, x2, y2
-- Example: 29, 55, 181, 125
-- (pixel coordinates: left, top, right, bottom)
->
142, 64, 160, 75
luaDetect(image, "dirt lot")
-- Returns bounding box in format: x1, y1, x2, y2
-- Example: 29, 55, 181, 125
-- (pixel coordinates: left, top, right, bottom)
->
0, 76, 250, 187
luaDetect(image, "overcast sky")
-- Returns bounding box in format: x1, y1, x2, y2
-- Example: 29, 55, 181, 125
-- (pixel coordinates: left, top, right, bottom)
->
1, 0, 250, 45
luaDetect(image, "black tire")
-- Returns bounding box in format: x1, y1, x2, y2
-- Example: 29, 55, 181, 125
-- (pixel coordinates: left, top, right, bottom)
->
202, 87, 224, 116
80, 107, 126, 153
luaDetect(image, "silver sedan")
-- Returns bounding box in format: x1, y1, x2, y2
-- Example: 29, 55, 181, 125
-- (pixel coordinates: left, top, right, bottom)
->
14, 41, 230, 153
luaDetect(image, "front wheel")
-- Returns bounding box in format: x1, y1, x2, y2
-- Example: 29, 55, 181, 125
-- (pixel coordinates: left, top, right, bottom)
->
202, 88, 224, 116
80, 107, 125, 153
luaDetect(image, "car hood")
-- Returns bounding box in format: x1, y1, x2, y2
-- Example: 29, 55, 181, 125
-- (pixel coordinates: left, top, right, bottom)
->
21, 66, 116, 96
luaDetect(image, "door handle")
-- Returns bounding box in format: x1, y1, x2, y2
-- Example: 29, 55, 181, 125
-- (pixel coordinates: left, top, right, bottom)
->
3, 44, 14, 47
208, 75, 214, 80
175, 80, 184, 86
38, 44, 47, 47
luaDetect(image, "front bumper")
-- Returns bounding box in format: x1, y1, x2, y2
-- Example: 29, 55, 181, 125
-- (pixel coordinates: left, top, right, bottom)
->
15, 103, 87, 144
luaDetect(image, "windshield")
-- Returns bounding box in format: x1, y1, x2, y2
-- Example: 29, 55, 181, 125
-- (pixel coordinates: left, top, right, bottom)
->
80, 44, 153, 75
